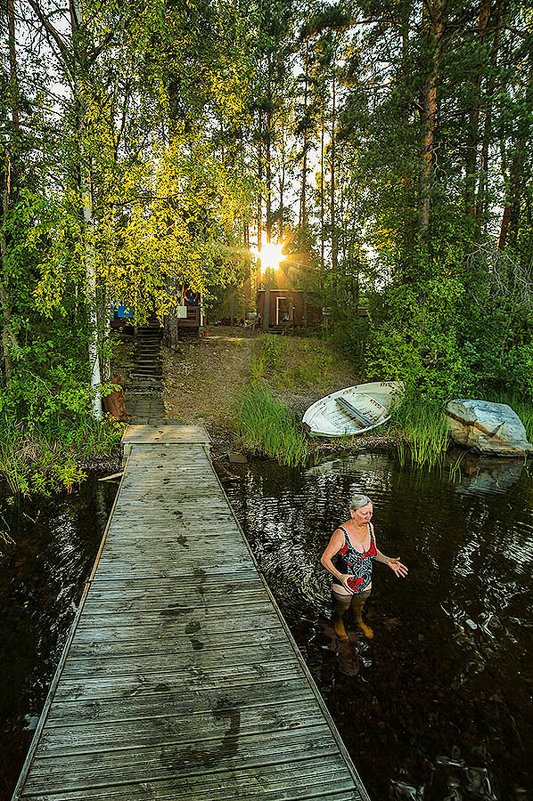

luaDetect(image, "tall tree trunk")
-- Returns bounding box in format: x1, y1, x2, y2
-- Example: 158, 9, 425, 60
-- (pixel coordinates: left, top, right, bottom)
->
1, 0, 21, 387
256, 110, 263, 311
72, 0, 102, 419
330, 65, 337, 273
399, 10, 415, 273
279, 162, 285, 241
299, 40, 309, 230
257, 110, 262, 251
498, 152, 522, 250
476, 6, 501, 223
418, 0, 443, 245
0, 157, 16, 387
320, 111, 325, 269
498, 53, 530, 249
8, 0, 20, 134
465, 0, 490, 218
243, 222, 252, 315
266, 57, 272, 242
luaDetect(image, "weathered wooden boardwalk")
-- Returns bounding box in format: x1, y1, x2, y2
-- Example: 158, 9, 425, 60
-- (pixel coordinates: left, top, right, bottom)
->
13, 425, 370, 801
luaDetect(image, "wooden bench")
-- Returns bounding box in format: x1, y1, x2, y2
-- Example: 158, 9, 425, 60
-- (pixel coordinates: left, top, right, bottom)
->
336, 396, 376, 428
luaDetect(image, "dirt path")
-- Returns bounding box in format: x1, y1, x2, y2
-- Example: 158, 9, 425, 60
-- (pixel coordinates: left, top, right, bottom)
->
163, 328, 257, 437
162, 327, 362, 450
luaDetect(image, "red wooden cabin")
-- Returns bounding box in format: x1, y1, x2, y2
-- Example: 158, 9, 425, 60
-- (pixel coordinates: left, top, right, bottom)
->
256, 289, 322, 329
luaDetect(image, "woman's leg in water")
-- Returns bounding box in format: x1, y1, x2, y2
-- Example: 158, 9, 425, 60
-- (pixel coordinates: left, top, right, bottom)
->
351, 589, 373, 638
331, 590, 352, 639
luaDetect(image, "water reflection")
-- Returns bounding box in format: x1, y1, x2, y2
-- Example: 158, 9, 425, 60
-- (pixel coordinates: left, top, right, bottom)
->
0, 480, 116, 801
222, 452, 532, 801
453, 455, 526, 497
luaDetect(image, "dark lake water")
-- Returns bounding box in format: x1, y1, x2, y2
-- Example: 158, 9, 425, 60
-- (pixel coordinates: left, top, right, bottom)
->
222, 452, 532, 801
0, 453, 531, 801
0, 479, 117, 801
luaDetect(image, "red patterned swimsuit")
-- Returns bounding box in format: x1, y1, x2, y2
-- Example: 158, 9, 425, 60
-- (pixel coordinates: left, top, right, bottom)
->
332, 524, 377, 594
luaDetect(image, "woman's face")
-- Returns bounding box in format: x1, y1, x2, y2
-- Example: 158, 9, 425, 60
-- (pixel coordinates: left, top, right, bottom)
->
351, 502, 373, 525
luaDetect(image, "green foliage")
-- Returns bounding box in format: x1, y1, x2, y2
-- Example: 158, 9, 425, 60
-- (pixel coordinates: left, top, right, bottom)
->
368, 273, 468, 399
2, 0, 531, 496
235, 381, 309, 467
0, 408, 122, 495
367, 246, 533, 402
1, 0, 257, 498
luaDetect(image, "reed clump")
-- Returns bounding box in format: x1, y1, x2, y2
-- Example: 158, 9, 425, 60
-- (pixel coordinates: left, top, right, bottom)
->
392, 394, 450, 468
234, 381, 310, 467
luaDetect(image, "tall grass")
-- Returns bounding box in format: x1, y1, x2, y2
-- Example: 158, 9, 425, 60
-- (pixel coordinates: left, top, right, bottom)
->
393, 389, 533, 472
253, 334, 339, 390
0, 411, 123, 495
391, 394, 449, 468
235, 381, 310, 467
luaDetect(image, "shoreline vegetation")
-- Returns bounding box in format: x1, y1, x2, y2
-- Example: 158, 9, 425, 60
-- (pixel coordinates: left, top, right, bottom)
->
0, 414, 123, 496
233, 334, 533, 470
1, 331, 532, 497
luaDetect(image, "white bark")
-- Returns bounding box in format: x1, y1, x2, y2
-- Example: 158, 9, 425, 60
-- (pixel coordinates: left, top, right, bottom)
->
83, 175, 103, 420
72, 0, 102, 419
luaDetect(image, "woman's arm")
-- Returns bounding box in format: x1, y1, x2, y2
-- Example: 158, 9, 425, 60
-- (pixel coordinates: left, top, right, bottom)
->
320, 529, 354, 591
375, 547, 408, 578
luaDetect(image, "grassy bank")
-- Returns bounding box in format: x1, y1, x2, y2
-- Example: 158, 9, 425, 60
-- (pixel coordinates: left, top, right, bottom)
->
232, 333, 359, 467
0, 412, 123, 495
236, 336, 533, 469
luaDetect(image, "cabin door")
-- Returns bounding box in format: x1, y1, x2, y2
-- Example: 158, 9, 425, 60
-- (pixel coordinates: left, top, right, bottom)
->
276, 297, 293, 325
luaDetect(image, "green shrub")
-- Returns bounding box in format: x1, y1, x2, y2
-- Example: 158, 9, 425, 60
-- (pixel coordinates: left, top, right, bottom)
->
0, 405, 123, 495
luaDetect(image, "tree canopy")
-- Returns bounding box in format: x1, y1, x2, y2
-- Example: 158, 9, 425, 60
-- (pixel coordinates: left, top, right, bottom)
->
1, 0, 532, 443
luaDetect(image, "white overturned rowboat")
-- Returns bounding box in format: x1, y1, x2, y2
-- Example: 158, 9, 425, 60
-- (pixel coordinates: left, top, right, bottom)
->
302, 381, 403, 437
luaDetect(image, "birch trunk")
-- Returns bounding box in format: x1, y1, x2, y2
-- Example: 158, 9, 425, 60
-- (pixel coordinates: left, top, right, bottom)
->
72, 0, 102, 419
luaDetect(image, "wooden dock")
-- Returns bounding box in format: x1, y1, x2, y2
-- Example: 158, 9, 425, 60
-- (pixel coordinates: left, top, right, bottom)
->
13, 425, 370, 801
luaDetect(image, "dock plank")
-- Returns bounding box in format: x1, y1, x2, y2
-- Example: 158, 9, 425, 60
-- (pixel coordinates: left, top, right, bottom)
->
20, 754, 358, 801
12, 435, 370, 801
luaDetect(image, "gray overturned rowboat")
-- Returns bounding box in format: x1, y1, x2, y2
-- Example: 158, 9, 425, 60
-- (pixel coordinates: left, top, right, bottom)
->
302, 381, 403, 437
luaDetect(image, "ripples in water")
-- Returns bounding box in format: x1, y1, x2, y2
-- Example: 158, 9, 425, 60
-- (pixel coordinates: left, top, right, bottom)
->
222, 451, 532, 801
0, 479, 116, 801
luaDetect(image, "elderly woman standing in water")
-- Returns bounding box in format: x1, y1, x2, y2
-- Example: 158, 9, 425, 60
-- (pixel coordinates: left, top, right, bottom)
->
320, 494, 408, 639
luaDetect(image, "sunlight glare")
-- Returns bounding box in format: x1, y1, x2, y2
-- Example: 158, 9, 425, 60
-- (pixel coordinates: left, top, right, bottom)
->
257, 242, 285, 273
